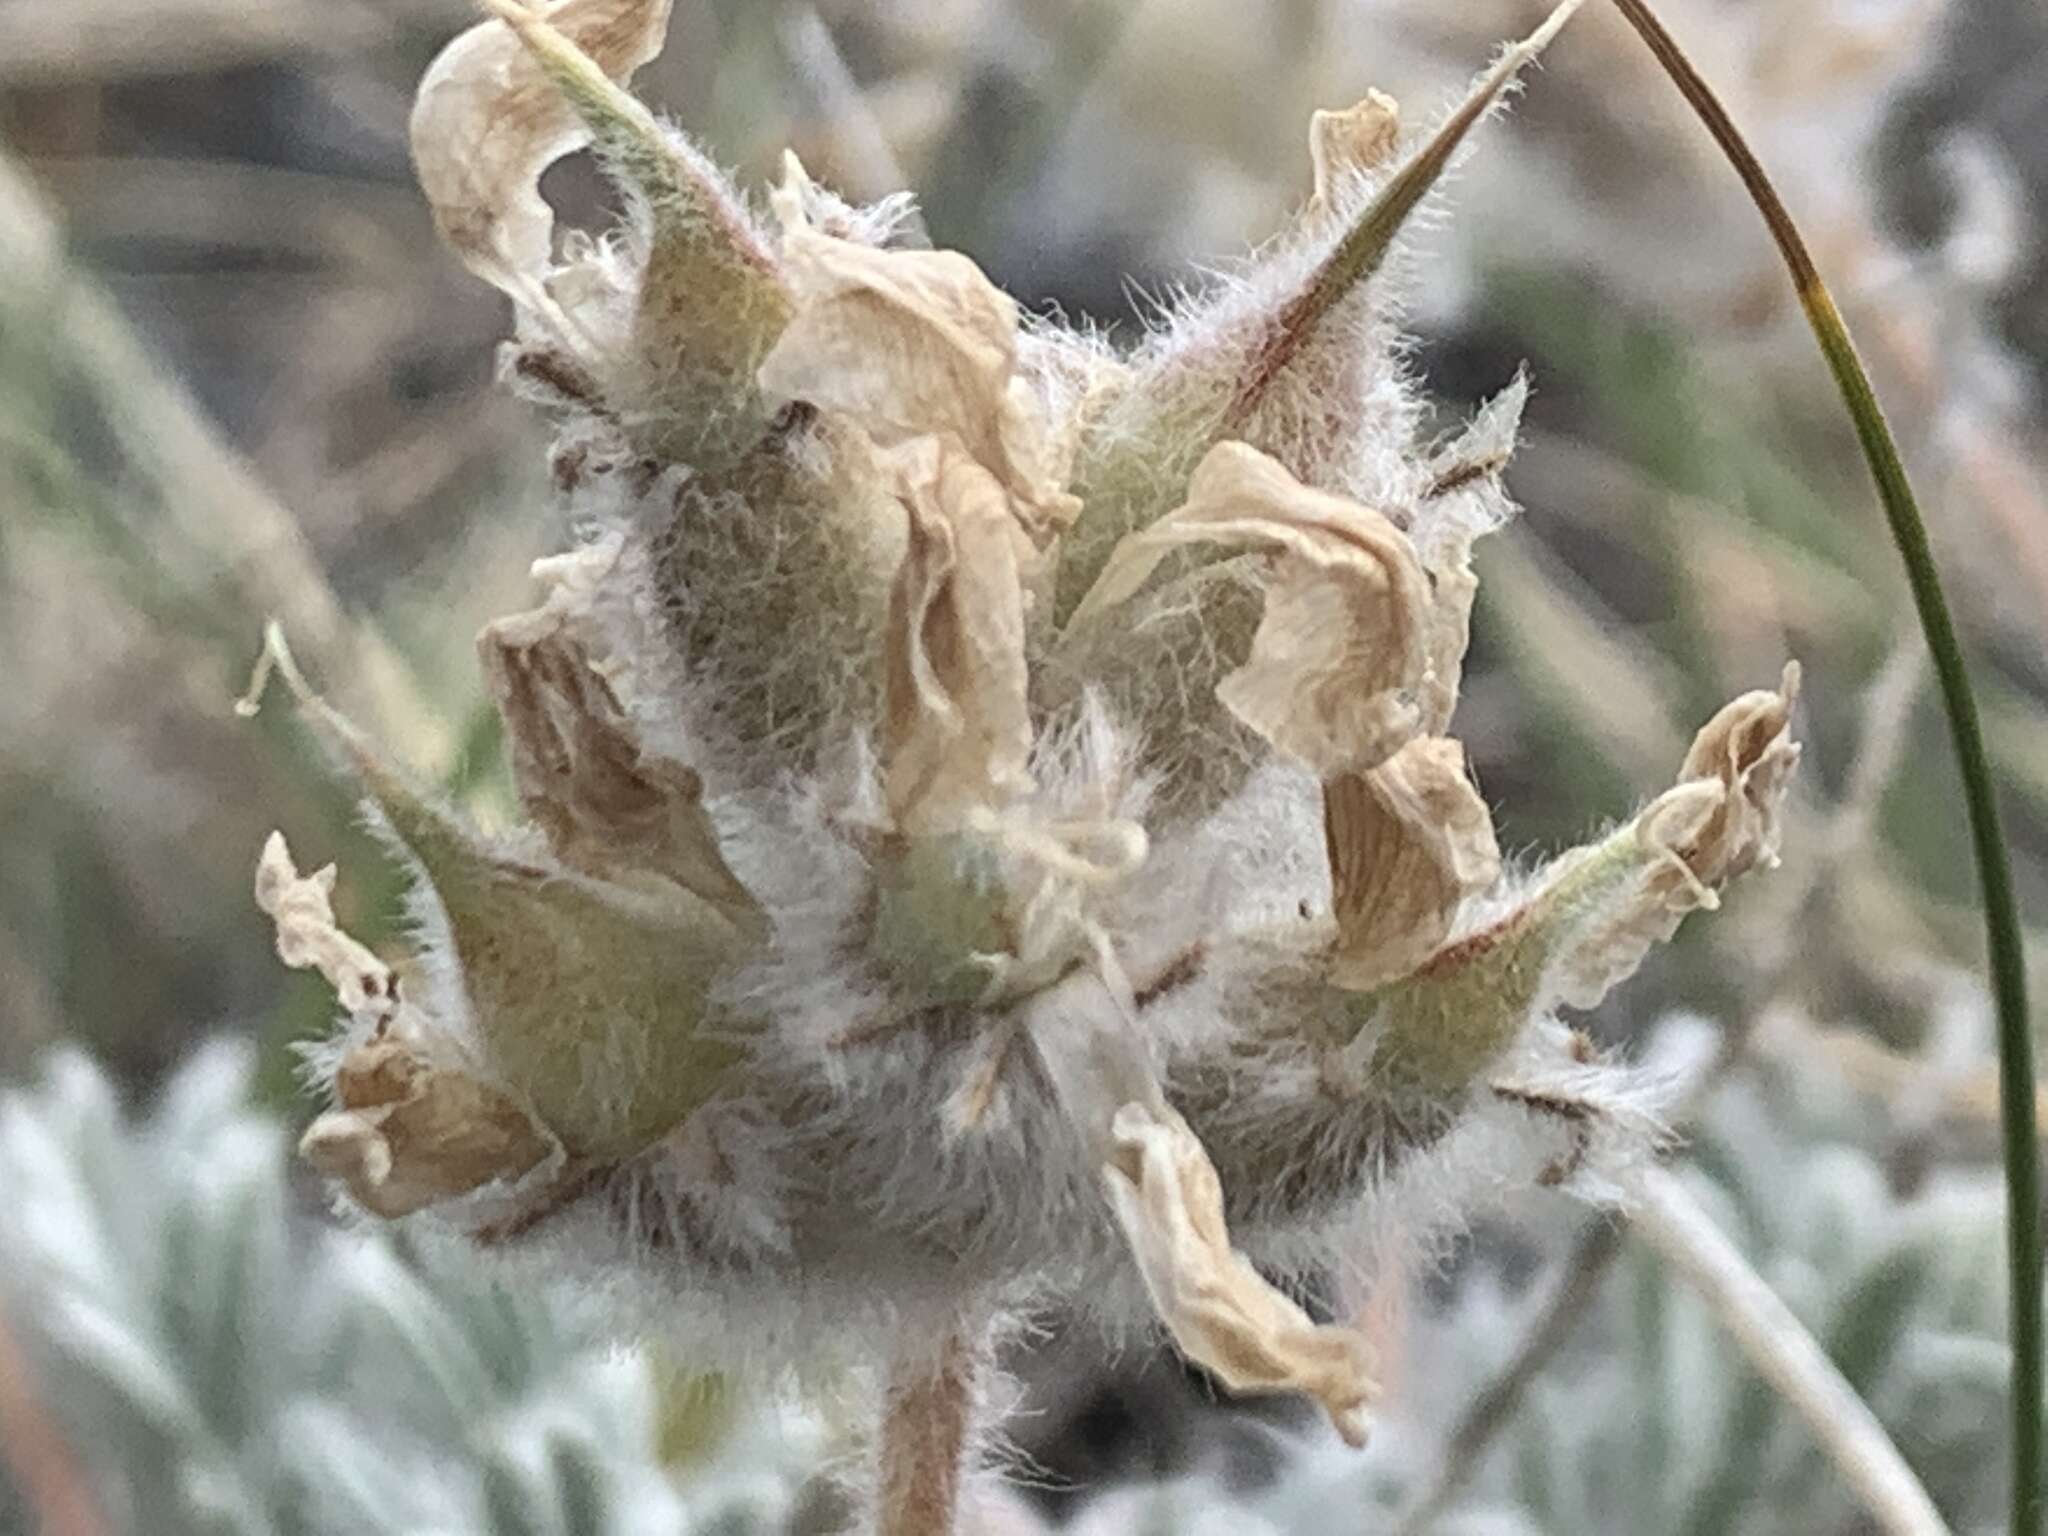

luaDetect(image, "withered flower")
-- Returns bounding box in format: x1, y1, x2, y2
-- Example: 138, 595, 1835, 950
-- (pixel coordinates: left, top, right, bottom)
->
252, 1, 1797, 1529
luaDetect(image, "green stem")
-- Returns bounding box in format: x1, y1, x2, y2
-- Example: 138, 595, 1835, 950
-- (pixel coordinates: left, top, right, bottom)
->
1606, 3, 2038, 1530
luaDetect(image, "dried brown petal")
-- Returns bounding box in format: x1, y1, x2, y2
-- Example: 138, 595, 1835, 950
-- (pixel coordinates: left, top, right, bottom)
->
300, 1027, 553, 1218
1551, 662, 1803, 1010
1105, 1101, 1377, 1446
1673, 660, 1806, 884
255, 832, 394, 1020
480, 542, 762, 929
882, 438, 1038, 834
1308, 91, 1402, 211
1326, 738, 1500, 991
411, 0, 672, 300
1310, 384, 1521, 982
758, 226, 1080, 540
1071, 440, 1430, 775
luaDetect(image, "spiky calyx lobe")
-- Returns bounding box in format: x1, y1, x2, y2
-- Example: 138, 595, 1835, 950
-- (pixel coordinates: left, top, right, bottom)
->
246, 604, 759, 1206
1050, 3, 1583, 634
1351, 667, 1801, 1097
418, 0, 792, 459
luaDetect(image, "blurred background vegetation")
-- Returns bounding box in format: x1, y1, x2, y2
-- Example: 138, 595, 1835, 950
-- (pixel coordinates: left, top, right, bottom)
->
2, 1, 2046, 1531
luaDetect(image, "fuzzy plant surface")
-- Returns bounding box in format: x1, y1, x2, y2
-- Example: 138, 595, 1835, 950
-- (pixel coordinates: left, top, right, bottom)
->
1074, 1024, 2013, 1536
0, 1034, 2004, 1536
0, 1042, 832, 1536
245, 0, 1803, 1528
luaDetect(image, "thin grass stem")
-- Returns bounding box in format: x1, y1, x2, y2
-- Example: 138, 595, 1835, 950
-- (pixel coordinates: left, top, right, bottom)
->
1606, 6, 2038, 1529
1631, 1167, 1951, 1536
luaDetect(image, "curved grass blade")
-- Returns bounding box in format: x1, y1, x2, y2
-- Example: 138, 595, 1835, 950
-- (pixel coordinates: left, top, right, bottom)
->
1604, 4, 2038, 1530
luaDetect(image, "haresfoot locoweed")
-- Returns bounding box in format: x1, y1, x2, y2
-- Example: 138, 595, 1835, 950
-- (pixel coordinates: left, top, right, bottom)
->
249, 0, 1800, 1527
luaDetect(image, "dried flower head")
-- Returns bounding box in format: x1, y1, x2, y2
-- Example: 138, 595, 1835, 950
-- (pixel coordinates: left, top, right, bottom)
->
252, 0, 1798, 1523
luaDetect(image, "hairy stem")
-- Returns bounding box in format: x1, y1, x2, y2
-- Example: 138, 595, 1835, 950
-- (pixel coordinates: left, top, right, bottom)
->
1606, 6, 2038, 1531
874, 1324, 981, 1536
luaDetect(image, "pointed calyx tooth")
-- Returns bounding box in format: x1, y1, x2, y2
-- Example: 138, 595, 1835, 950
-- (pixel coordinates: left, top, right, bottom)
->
411, 0, 676, 305
767, 149, 826, 235
1352, 666, 1801, 1095
248, 629, 758, 1163
359, 763, 758, 1163
757, 223, 1081, 542
1307, 90, 1401, 213
1224, 0, 1582, 432
881, 438, 1038, 836
479, 540, 764, 932
479, 0, 794, 417
255, 832, 395, 1020
1415, 373, 1527, 734
299, 1024, 554, 1219
1423, 372, 1526, 508
1069, 440, 1430, 777
1325, 738, 1500, 992
1104, 1101, 1378, 1447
